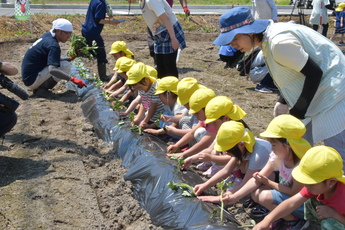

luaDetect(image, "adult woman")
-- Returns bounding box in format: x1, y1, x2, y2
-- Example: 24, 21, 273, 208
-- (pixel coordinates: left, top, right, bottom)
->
213, 7, 345, 170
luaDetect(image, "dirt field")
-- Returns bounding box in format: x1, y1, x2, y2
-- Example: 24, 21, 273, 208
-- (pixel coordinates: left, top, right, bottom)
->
0, 13, 339, 229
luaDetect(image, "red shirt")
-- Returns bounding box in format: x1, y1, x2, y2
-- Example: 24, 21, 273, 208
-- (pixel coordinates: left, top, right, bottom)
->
300, 182, 345, 216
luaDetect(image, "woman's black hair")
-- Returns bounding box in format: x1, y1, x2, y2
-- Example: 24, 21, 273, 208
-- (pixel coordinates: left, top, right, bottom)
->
253, 33, 264, 43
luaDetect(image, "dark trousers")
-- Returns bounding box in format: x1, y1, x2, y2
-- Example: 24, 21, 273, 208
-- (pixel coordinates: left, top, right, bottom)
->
312, 24, 329, 37
0, 112, 17, 137
84, 35, 108, 64
155, 50, 179, 78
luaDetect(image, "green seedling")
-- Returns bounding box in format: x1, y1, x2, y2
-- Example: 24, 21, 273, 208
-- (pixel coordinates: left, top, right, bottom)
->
131, 125, 143, 135
167, 181, 195, 197
170, 156, 184, 171
67, 35, 98, 61
127, 112, 136, 123
110, 99, 125, 117
217, 180, 231, 222
117, 121, 125, 127
154, 113, 163, 127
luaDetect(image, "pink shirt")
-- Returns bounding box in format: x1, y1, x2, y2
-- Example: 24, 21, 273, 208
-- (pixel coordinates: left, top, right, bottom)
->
300, 182, 345, 216
198, 120, 218, 134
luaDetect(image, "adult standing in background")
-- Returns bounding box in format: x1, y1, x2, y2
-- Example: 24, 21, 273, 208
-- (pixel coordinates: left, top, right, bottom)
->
147, 0, 190, 69
134, 0, 186, 78
82, 0, 122, 82
309, 0, 332, 37
252, 0, 278, 22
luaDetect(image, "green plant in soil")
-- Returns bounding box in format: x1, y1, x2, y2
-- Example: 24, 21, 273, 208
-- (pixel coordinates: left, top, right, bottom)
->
169, 156, 184, 171
130, 125, 143, 135
67, 34, 98, 61
154, 113, 163, 127
167, 181, 195, 197
238, 219, 256, 229
212, 180, 231, 222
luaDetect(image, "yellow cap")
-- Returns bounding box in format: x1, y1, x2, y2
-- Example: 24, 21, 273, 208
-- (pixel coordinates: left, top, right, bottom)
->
155, 76, 179, 95
146, 65, 158, 79
205, 96, 247, 124
176, 78, 205, 105
126, 62, 156, 85
260, 114, 311, 159
336, 2, 345, 11
114, 57, 136, 73
189, 88, 216, 114
292, 146, 345, 184
109, 41, 134, 57
215, 121, 255, 152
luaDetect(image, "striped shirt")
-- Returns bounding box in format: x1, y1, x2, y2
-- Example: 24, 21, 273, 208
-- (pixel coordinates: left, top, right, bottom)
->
262, 22, 345, 143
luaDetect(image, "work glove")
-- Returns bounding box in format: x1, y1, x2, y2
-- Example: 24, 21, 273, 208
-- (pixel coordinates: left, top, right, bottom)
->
183, 6, 190, 16
273, 102, 289, 117
71, 77, 87, 88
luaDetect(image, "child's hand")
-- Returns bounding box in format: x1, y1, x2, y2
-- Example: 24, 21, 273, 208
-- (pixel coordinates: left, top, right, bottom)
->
252, 221, 270, 230
253, 172, 269, 185
316, 205, 338, 220
194, 183, 207, 196
180, 156, 194, 170
221, 191, 237, 205
167, 144, 179, 153
119, 111, 128, 117
197, 195, 221, 203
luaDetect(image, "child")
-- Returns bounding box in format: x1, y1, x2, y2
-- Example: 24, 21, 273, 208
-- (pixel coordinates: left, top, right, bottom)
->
331, 3, 345, 45
180, 96, 247, 177
253, 146, 345, 230
107, 57, 136, 101
124, 62, 165, 129
167, 88, 216, 158
103, 41, 134, 92
201, 115, 311, 229
127, 0, 186, 78
192, 121, 271, 197
144, 76, 189, 137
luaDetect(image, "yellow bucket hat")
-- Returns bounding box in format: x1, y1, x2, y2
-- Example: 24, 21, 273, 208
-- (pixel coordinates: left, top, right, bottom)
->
215, 121, 255, 153
146, 65, 158, 79
260, 114, 311, 159
205, 96, 247, 124
189, 88, 216, 114
114, 57, 136, 73
126, 62, 156, 85
155, 76, 179, 95
336, 2, 345, 12
109, 41, 134, 57
176, 78, 206, 105
292, 146, 345, 184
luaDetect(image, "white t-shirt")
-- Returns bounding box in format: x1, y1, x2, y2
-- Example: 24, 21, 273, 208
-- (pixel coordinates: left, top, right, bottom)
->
244, 138, 271, 170
140, 0, 177, 34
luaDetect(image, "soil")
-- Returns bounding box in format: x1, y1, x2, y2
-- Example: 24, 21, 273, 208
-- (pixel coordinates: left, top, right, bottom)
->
0, 13, 337, 229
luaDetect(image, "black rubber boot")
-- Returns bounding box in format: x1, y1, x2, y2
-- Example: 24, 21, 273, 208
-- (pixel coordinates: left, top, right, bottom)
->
33, 77, 58, 97
97, 62, 108, 82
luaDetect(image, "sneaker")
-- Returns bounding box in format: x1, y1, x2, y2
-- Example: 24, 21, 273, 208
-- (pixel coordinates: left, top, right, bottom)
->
255, 84, 273, 93
339, 42, 345, 46
269, 218, 284, 230
282, 218, 309, 230
250, 205, 270, 218
202, 164, 223, 177
243, 198, 258, 208
195, 161, 212, 171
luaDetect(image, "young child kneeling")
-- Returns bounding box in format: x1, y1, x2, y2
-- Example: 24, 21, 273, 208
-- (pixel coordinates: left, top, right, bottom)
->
254, 146, 345, 230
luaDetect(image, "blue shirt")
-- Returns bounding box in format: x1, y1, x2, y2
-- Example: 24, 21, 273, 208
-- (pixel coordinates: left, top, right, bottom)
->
21, 32, 61, 86
219, 45, 238, 56
82, 0, 106, 39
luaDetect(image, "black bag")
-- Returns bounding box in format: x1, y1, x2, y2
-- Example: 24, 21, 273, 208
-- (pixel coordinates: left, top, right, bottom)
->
0, 92, 19, 113
236, 48, 261, 76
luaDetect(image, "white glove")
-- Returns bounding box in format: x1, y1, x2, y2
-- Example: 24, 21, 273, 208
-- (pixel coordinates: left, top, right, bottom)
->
273, 102, 289, 117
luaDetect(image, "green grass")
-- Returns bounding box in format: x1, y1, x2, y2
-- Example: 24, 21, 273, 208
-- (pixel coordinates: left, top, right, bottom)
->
31, 0, 290, 5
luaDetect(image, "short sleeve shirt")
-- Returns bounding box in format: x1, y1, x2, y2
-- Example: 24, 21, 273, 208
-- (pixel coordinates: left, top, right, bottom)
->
198, 120, 217, 134
21, 32, 61, 86
82, 0, 106, 39
138, 81, 165, 121
244, 138, 271, 171
300, 182, 345, 216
